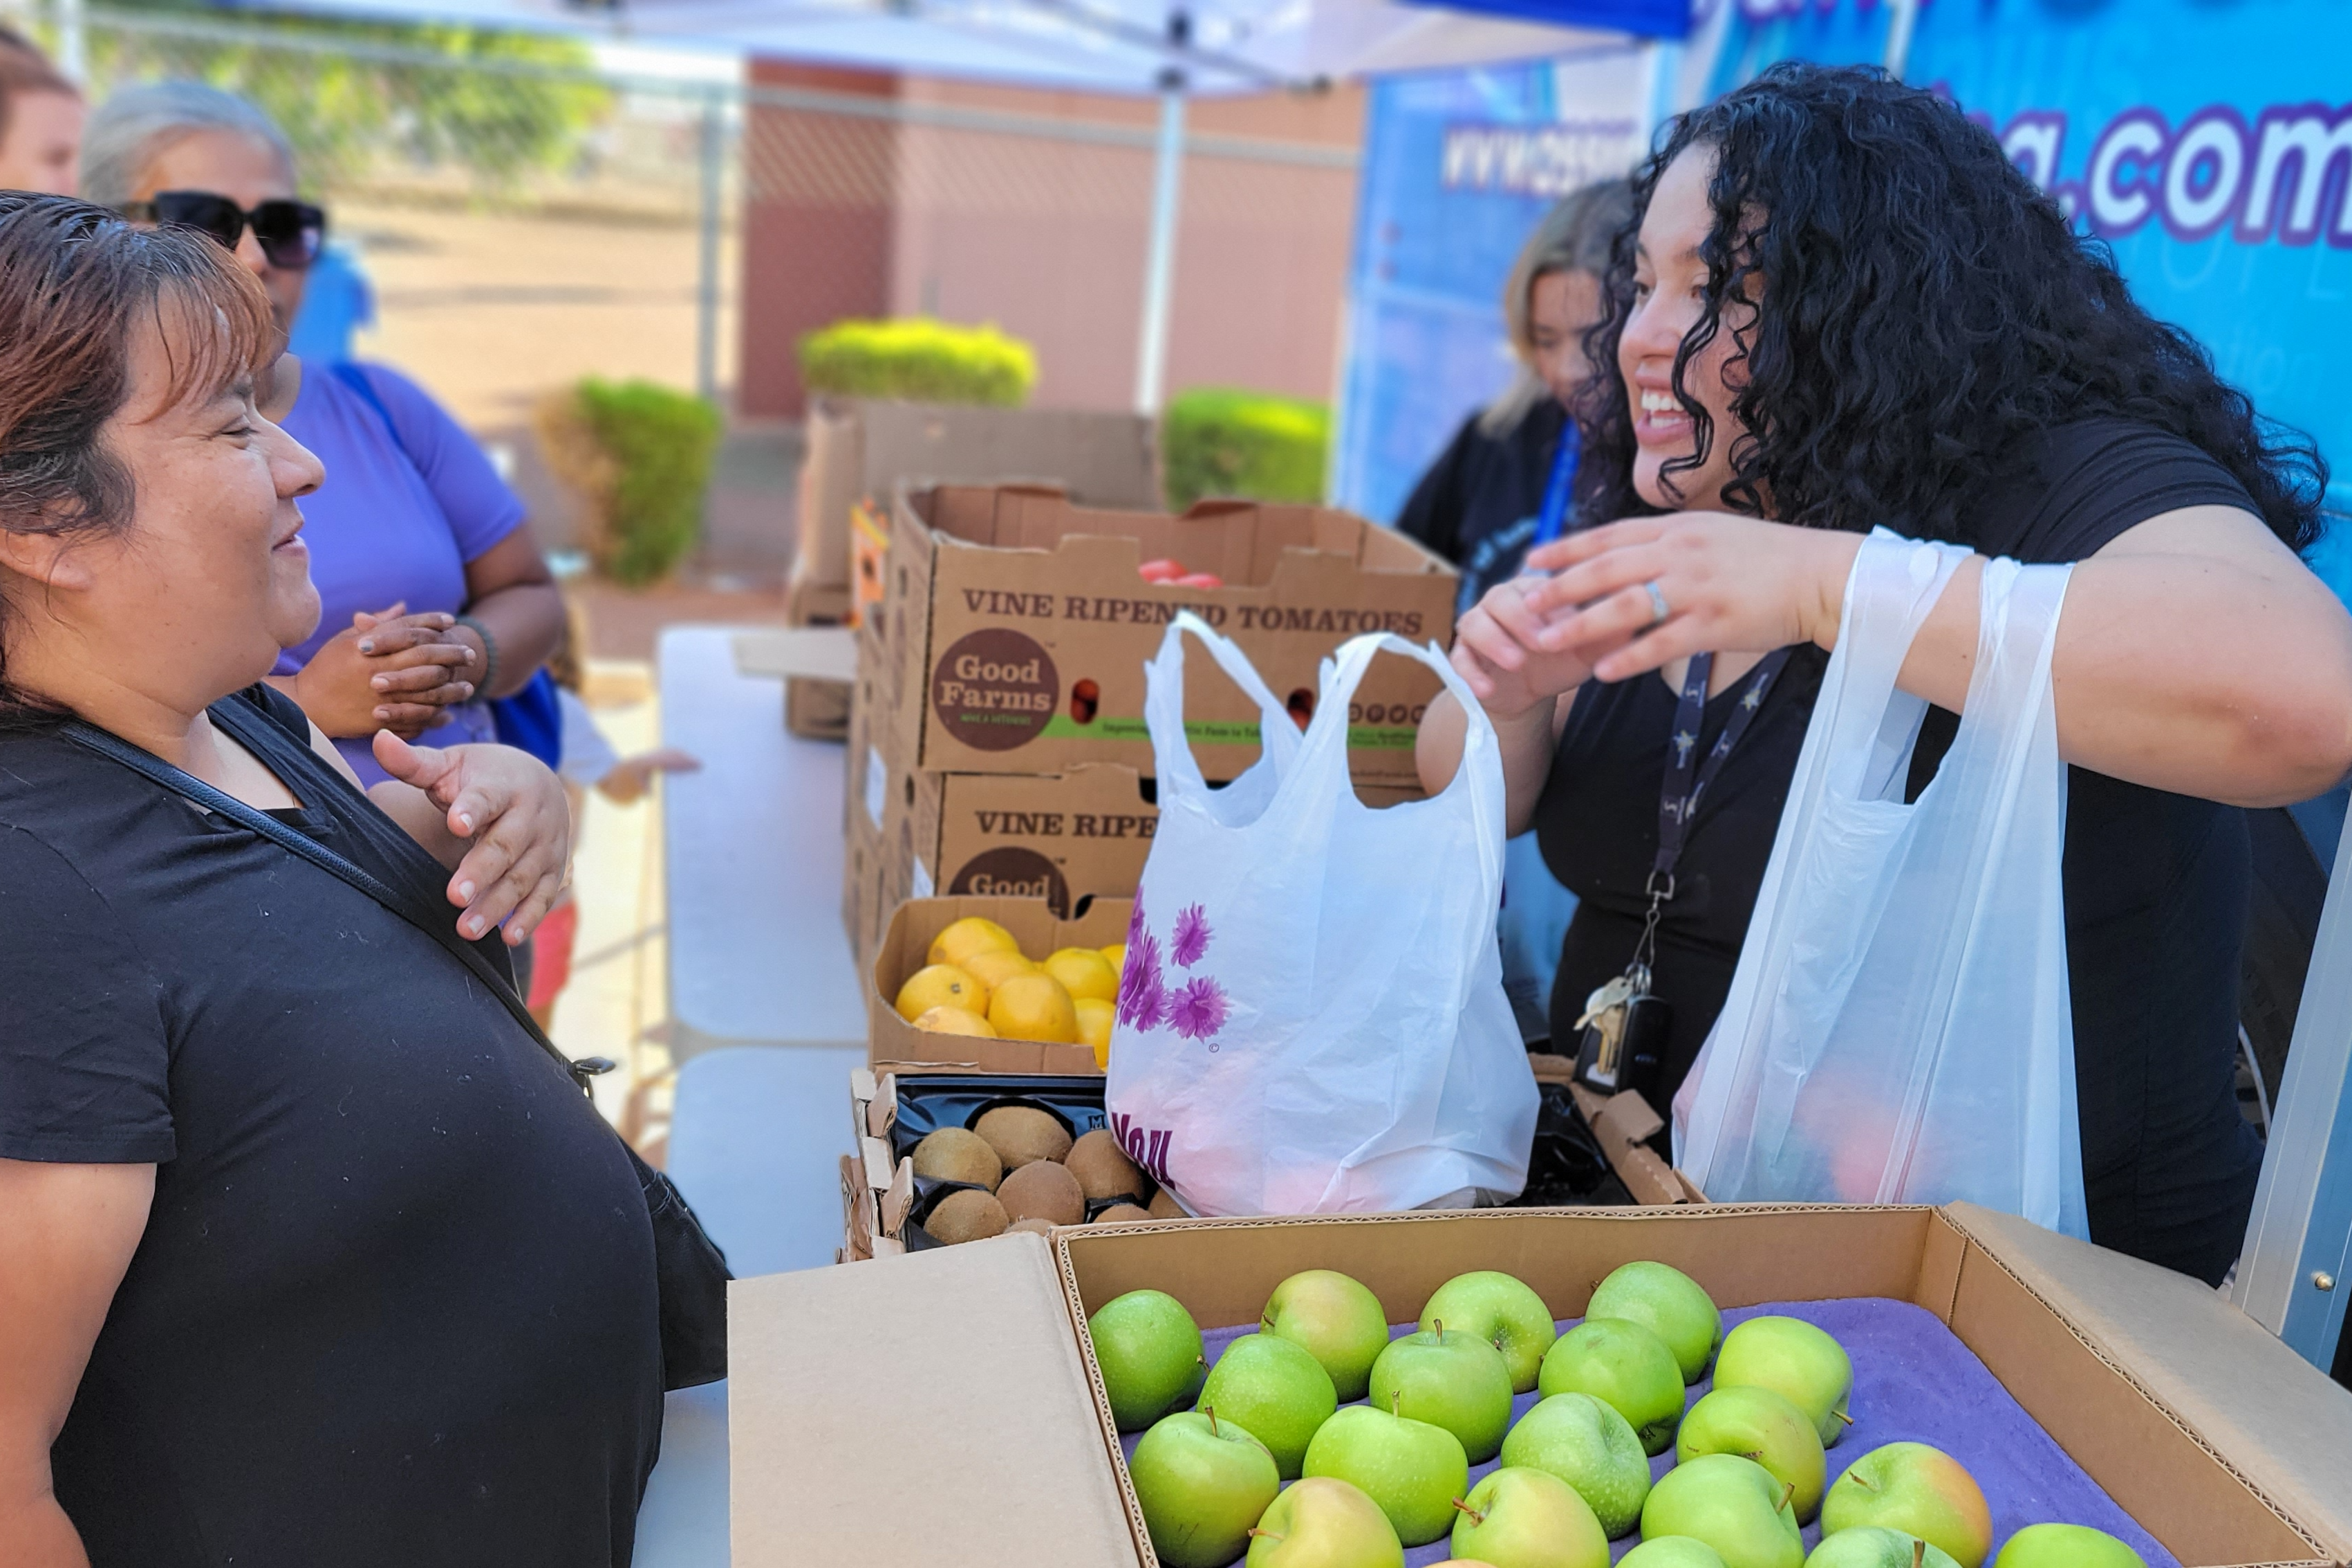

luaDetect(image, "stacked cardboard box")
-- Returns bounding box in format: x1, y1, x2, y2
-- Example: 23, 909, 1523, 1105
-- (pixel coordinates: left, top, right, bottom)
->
843, 481, 1456, 974
783, 400, 1161, 738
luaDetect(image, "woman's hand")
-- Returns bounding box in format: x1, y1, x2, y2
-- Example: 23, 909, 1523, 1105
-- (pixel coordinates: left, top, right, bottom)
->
371, 734, 570, 944
1450, 574, 1600, 717
1520, 513, 1863, 680
292, 604, 478, 740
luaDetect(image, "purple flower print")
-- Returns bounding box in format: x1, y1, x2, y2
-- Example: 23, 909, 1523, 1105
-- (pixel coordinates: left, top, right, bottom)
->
1171, 904, 1213, 969
1166, 976, 1230, 1041
1126, 899, 1147, 948
1117, 927, 1167, 1029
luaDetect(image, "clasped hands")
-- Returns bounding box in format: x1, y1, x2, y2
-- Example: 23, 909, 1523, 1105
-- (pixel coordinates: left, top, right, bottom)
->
1450, 512, 1866, 718
295, 601, 479, 740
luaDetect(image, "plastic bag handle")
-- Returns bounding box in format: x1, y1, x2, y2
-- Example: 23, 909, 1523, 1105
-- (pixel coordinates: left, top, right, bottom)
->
1302, 631, 1506, 869
1142, 611, 1302, 801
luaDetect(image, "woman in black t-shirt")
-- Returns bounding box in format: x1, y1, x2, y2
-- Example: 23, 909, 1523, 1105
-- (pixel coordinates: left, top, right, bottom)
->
0, 198, 662, 1565
1419, 64, 2352, 1285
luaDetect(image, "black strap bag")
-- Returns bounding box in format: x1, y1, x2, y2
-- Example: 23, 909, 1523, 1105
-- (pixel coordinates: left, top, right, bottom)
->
66, 717, 731, 1391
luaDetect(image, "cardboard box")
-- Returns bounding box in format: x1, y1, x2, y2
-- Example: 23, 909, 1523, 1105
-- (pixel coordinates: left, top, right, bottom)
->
868, 894, 1129, 1075
792, 398, 1162, 619
864, 483, 1459, 785
731, 1204, 2352, 1568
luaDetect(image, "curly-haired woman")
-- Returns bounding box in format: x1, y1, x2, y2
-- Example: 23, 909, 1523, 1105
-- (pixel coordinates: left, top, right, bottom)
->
1419, 62, 2352, 1284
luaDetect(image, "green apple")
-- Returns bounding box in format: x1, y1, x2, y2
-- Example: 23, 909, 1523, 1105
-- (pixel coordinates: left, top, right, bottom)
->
1675, 1385, 1827, 1522
1807, 1527, 1963, 1568
1639, 1453, 1804, 1568
1089, 1289, 1205, 1432
1621, 1541, 1730, 1568
1448, 1466, 1609, 1568
1533, 1318, 1684, 1455
1820, 1443, 1993, 1568
1262, 1269, 1393, 1403
1367, 1326, 1515, 1464
1419, 1271, 1559, 1394
1585, 1260, 1721, 1383
1496, 1391, 1650, 1538
1245, 1475, 1405, 1568
1712, 1316, 1855, 1447
1302, 1401, 1468, 1546
1200, 1333, 1339, 1481
1992, 1524, 2147, 1568
1129, 1408, 1282, 1568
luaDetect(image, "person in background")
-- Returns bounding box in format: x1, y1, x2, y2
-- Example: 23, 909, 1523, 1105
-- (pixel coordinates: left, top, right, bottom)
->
0, 26, 82, 195
528, 604, 701, 1026
286, 239, 375, 365
1419, 62, 2352, 1284
1395, 180, 1632, 1044
82, 82, 563, 787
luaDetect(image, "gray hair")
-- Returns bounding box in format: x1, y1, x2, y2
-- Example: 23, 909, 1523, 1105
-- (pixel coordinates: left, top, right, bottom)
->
1480, 178, 1636, 436
80, 81, 295, 211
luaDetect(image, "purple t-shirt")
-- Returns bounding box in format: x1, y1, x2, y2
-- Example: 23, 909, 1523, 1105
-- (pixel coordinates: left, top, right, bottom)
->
278, 364, 526, 785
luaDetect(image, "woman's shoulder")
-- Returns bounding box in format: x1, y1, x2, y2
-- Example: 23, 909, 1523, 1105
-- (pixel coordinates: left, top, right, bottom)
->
1966, 417, 2257, 564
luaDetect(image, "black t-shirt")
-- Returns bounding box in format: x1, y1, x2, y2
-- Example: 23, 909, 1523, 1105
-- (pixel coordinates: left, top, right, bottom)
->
0, 686, 663, 1567
1395, 399, 1569, 609
1533, 418, 2266, 1285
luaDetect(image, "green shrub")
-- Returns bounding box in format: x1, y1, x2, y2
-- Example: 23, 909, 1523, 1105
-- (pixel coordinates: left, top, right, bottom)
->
536, 378, 723, 587
1161, 387, 1331, 512
798, 317, 1036, 407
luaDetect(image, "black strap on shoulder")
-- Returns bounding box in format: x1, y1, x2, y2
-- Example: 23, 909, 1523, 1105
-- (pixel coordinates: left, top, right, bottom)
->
62, 716, 597, 1094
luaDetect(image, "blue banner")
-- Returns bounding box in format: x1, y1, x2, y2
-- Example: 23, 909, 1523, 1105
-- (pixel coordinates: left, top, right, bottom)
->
1334, 0, 2352, 593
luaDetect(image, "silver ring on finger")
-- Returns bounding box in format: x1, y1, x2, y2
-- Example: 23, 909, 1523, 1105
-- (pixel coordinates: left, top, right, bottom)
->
1643, 579, 1671, 626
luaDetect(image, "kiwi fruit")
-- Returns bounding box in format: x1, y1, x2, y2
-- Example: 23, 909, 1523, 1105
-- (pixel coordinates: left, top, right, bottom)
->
924, 1188, 1009, 1245
1005, 1217, 1056, 1238
997, 1159, 1085, 1227
1093, 1203, 1152, 1224
911, 1127, 1002, 1191
1064, 1129, 1146, 1202
973, 1105, 1072, 1169
1147, 1186, 1187, 1220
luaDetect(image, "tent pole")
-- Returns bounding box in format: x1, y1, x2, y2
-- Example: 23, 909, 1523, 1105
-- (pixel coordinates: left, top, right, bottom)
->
1134, 74, 1185, 418
54, 0, 85, 82
1881, 0, 1919, 80
694, 88, 724, 409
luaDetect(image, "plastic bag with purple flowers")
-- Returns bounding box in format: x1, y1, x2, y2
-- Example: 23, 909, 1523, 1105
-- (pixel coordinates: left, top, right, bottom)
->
1104, 612, 1538, 1215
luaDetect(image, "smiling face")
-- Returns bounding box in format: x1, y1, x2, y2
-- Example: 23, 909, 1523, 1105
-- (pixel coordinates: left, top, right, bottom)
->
1618, 145, 1759, 514
0, 88, 85, 195
69, 301, 326, 704
131, 128, 307, 333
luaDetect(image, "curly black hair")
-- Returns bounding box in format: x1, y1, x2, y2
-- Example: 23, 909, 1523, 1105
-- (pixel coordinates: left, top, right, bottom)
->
1574, 62, 2327, 552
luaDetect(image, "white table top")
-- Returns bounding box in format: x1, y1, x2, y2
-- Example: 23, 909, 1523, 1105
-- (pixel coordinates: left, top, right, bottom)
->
659, 625, 866, 1052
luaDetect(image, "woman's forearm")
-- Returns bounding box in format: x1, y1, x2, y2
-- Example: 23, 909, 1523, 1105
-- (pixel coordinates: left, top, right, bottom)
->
454, 581, 563, 700
1880, 508, 2352, 807
1418, 689, 1562, 834
0, 1494, 90, 1568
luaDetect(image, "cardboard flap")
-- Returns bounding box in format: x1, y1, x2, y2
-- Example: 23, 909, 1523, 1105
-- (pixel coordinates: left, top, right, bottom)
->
729, 1236, 1137, 1568
1943, 1204, 2352, 1559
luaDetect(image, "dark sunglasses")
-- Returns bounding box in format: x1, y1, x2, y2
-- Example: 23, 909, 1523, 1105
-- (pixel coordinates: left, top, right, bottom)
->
119, 190, 326, 270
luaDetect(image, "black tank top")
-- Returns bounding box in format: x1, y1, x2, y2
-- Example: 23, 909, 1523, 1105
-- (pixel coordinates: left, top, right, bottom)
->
1531, 418, 2268, 1285
0, 684, 663, 1566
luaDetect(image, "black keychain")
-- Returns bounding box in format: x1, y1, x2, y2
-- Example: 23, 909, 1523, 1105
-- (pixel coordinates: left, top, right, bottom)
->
1576, 646, 1791, 1103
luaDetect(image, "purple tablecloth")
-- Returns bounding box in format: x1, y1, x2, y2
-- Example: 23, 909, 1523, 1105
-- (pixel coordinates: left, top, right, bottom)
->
1119, 1296, 2172, 1567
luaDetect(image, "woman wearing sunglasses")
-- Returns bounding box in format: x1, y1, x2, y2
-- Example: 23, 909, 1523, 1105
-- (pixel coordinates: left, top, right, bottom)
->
82, 82, 564, 789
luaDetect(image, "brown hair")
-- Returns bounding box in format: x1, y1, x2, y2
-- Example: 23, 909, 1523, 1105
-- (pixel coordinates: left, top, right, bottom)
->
0, 29, 78, 148
0, 193, 276, 728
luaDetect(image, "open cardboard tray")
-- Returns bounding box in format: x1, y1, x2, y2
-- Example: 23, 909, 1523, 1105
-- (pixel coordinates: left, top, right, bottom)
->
732, 1203, 2352, 1568
868, 893, 1130, 1075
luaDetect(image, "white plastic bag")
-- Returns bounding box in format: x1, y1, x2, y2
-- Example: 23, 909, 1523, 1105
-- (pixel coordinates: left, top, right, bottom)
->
1104, 613, 1538, 1216
1674, 529, 2089, 1236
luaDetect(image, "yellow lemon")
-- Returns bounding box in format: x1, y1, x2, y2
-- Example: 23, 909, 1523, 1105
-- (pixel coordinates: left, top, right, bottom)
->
928, 915, 1020, 970
961, 948, 1038, 992
1099, 942, 1127, 978
1073, 997, 1116, 1067
989, 972, 1080, 1045
894, 963, 987, 1023
1044, 946, 1119, 1003
913, 1005, 998, 1038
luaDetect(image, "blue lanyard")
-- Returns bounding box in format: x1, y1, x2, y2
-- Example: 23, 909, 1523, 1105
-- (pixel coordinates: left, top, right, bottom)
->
1531, 418, 1581, 547
1655, 649, 1792, 890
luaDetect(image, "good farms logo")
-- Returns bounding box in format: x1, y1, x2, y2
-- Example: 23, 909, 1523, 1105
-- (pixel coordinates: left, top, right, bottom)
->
931, 629, 1057, 751
949, 846, 1069, 915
